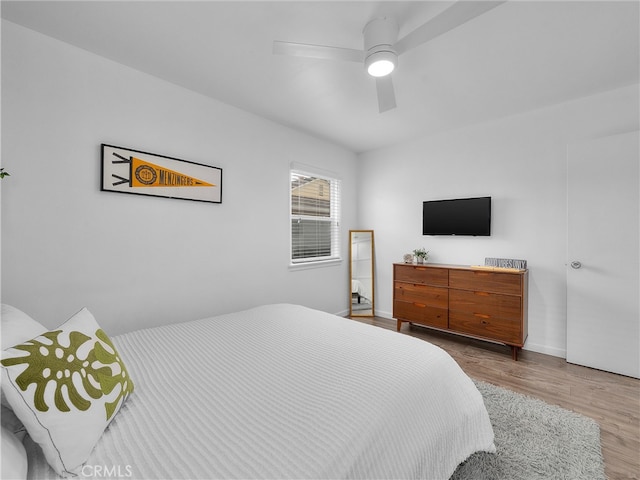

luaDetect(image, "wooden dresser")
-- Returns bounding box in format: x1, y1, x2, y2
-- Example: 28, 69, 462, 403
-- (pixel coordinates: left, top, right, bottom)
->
393, 263, 528, 360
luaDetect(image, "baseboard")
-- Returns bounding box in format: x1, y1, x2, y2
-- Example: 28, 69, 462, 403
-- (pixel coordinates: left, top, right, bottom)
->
338, 309, 392, 319
374, 309, 393, 320
370, 309, 567, 360
522, 342, 566, 359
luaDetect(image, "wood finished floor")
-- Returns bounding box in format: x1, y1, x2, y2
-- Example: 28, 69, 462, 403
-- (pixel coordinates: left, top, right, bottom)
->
350, 316, 640, 480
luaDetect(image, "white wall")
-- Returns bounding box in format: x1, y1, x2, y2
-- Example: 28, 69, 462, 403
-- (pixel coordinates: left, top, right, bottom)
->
1, 21, 358, 334
358, 84, 639, 357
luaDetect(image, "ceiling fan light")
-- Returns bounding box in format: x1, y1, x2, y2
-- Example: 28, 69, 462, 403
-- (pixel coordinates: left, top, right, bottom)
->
365, 50, 396, 77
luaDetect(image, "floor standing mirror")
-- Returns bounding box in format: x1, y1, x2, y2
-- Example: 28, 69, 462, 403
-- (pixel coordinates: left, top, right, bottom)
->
349, 230, 374, 317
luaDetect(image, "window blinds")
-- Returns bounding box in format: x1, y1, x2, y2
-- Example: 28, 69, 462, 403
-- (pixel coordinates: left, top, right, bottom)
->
290, 167, 341, 264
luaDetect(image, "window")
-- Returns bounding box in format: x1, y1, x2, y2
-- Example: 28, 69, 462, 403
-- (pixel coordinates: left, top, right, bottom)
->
290, 165, 341, 265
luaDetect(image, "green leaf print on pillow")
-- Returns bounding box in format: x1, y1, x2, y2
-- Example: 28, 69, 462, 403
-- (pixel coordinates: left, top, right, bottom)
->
94, 329, 134, 420
1, 328, 133, 420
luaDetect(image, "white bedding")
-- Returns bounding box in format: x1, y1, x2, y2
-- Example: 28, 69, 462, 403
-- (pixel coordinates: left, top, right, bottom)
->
351, 280, 370, 302
25, 304, 494, 479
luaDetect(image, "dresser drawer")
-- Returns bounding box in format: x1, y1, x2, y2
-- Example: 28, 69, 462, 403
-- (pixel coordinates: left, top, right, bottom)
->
449, 269, 522, 295
393, 301, 448, 329
449, 289, 522, 321
394, 264, 448, 286
394, 283, 448, 309
449, 310, 522, 344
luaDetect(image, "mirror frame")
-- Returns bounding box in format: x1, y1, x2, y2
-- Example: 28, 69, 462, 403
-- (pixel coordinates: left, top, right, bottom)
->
349, 230, 375, 317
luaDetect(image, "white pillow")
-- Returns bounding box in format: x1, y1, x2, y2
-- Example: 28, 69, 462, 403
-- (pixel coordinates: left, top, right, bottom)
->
1, 425, 28, 480
1, 304, 47, 350
1, 404, 26, 440
1, 308, 134, 477
1, 304, 48, 413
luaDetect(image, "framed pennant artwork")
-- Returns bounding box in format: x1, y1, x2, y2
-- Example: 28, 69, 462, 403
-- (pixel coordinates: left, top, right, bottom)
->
101, 144, 222, 203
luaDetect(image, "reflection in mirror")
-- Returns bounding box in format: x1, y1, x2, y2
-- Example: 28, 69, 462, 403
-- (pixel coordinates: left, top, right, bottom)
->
350, 230, 374, 317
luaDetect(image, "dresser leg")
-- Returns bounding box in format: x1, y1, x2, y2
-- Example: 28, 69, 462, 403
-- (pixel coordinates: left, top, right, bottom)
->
396, 320, 403, 332
511, 346, 519, 361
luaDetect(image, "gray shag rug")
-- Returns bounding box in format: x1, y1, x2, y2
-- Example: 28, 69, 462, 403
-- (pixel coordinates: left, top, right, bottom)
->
451, 380, 605, 480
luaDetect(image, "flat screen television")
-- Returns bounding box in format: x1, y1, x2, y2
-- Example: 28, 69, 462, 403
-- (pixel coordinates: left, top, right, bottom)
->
422, 196, 491, 236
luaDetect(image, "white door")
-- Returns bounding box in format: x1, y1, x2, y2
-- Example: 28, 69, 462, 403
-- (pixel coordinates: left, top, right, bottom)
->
567, 131, 639, 378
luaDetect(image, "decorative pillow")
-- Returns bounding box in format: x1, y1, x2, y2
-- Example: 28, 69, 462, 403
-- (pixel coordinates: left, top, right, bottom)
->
1, 304, 48, 413
1, 308, 134, 477
1, 425, 28, 480
1, 404, 27, 440
1, 304, 47, 350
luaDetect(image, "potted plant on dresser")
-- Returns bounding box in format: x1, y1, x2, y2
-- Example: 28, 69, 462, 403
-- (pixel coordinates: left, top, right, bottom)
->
413, 248, 429, 264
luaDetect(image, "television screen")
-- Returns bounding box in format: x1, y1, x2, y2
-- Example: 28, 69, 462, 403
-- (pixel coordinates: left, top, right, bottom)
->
422, 197, 491, 236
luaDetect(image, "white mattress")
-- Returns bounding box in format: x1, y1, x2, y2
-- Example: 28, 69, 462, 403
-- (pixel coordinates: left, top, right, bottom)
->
25, 304, 494, 479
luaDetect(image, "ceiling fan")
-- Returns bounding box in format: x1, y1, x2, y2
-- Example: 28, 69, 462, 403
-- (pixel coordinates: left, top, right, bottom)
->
274, 1, 505, 113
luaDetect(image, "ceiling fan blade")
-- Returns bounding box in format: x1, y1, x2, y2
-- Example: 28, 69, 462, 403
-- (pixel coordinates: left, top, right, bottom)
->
273, 41, 364, 63
394, 1, 505, 55
376, 76, 396, 113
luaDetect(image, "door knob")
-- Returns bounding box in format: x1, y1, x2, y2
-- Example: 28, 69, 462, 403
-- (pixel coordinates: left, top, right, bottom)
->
570, 261, 582, 269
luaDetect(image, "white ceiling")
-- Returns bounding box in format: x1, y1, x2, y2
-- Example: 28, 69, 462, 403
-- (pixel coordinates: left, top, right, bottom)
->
2, 1, 638, 153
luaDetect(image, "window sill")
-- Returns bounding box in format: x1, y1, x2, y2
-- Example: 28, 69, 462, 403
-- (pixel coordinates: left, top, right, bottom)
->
289, 258, 342, 271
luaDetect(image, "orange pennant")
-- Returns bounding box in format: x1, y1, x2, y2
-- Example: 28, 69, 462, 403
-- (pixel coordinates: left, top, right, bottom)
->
130, 157, 215, 188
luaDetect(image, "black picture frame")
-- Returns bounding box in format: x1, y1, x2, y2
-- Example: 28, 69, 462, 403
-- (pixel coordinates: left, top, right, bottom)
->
101, 144, 222, 204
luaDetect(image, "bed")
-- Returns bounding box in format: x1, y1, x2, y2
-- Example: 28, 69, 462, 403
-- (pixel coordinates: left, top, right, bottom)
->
2, 303, 495, 479
351, 280, 370, 303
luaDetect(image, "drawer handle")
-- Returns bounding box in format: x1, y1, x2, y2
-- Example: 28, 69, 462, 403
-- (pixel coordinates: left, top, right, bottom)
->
474, 313, 490, 319
475, 291, 490, 296
413, 303, 426, 308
